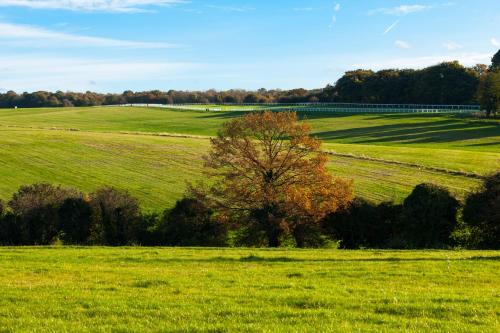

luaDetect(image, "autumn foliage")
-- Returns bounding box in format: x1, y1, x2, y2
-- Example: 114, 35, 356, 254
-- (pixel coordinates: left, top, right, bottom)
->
197, 111, 353, 247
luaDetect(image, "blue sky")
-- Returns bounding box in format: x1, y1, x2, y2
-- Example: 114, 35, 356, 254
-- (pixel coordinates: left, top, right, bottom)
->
0, 0, 499, 92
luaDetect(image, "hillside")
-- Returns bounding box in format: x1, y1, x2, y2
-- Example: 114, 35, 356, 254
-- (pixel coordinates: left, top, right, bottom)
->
0, 106, 498, 210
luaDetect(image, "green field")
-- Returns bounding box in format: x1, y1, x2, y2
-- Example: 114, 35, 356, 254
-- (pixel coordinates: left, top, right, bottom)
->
0, 247, 498, 332
0, 106, 498, 209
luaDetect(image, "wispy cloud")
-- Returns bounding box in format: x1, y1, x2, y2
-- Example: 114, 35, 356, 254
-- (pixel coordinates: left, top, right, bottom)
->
206, 5, 255, 12
370, 4, 429, 16
329, 2, 341, 27
491, 37, 500, 47
0, 22, 177, 48
443, 41, 462, 50
395, 40, 411, 49
383, 20, 399, 35
0, 0, 185, 13
0, 54, 202, 92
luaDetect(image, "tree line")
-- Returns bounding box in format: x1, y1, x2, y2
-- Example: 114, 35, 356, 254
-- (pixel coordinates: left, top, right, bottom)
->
1, 50, 498, 115
0, 176, 497, 249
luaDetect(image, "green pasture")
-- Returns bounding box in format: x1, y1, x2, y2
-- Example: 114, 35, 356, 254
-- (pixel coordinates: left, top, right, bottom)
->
0, 106, 498, 151
0, 247, 498, 332
0, 106, 498, 210
0, 128, 487, 210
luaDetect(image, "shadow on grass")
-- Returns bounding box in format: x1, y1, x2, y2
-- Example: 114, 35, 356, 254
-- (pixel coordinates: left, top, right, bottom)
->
115, 255, 500, 264
313, 120, 500, 146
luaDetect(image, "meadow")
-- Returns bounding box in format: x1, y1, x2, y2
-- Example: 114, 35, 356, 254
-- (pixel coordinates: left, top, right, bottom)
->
0, 106, 498, 209
0, 247, 498, 332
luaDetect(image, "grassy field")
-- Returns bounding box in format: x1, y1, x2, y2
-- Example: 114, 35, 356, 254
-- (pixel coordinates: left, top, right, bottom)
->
0, 247, 498, 332
0, 106, 498, 209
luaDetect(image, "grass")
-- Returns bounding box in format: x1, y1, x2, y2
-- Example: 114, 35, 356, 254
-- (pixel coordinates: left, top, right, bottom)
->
0, 247, 498, 332
0, 107, 498, 151
0, 106, 498, 209
0, 128, 485, 210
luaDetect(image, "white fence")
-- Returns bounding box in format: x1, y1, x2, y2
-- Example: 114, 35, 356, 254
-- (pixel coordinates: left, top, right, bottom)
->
122, 103, 480, 113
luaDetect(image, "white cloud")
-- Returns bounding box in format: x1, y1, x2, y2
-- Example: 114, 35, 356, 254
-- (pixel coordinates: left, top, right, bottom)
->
443, 41, 462, 50
0, 22, 177, 48
0, 0, 184, 12
0, 55, 203, 91
329, 15, 337, 27
351, 53, 492, 70
334, 3, 340, 12
491, 37, 500, 47
395, 40, 411, 49
370, 4, 429, 16
383, 20, 399, 35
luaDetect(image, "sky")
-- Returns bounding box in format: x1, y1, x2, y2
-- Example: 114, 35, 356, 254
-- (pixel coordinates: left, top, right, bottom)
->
0, 0, 499, 93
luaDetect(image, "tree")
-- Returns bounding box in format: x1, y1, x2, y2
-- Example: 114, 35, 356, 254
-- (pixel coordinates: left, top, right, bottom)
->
160, 197, 227, 246
197, 111, 353, 247
491, 49, 500, 69
58, 197, 94, 244
89, 187, 141, 245
462, 172, 500, 249
478, 69, 500, 116
8, 183, 81, 244
401, 183, 459, 248
322, 198, 402, 249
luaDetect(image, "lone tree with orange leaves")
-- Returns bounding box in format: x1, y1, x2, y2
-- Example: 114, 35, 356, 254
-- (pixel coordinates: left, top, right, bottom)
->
195, 111, 353, 247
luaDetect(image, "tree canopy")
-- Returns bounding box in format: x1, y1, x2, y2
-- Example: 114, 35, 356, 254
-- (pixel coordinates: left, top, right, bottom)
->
196, 111, 353, 247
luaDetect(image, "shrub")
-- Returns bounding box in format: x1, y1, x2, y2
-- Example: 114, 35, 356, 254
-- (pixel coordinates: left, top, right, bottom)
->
8, 183, 81, 245
160, 198, 227, 246
462, 172, 500, 249
89, 187, 141, 246
0, 214, 22, 245
58, 197, 94, 245
137, 212, 163, 246
322, 198, 401, 249
401, 183, 459, 248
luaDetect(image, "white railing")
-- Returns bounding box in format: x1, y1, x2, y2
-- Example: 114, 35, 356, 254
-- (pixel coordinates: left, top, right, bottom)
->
120, 103, 480, 113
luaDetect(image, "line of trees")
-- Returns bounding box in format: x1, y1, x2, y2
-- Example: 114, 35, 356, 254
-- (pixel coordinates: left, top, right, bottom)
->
1, 50, 498, 114
0, 175, 498, 249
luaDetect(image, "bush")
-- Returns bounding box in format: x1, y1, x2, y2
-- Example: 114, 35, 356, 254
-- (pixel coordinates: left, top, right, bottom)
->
89, 187, 141, 246
8, 183, 81, 245
0, 213, 22, 245
58, 197, 94, 244
160, 198, 227, 246
462, 172, 500, 249
137, 212, 163, 246
401, 183, 459, 248
322, 198, 401, 249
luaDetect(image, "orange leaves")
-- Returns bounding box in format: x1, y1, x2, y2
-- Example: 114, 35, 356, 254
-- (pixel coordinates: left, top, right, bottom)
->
203, 111, 353, 227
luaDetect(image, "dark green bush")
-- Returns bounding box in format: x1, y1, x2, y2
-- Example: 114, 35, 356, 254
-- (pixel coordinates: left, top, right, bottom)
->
462, 172, 500, 249
137, 212, 163, 246
160, 198, 227, 246
401, 183, 459, 248
8, 183, 81, 245
90, 187, 141, 246
322, 198, 402, 249
58, 197, 94, 245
